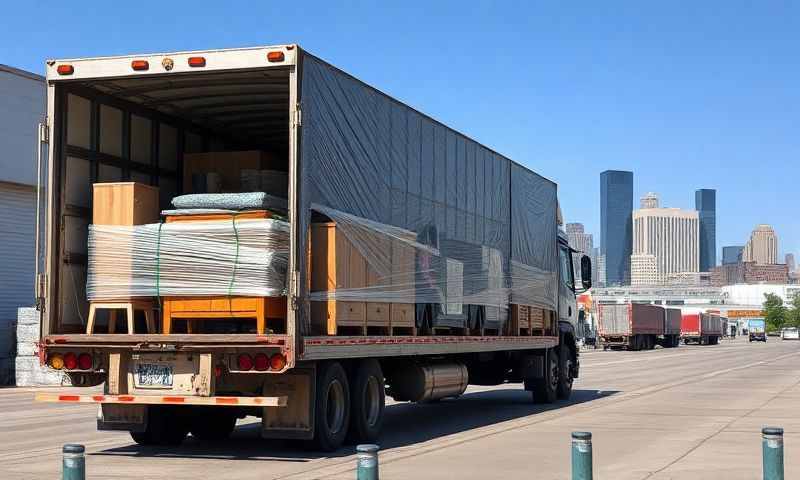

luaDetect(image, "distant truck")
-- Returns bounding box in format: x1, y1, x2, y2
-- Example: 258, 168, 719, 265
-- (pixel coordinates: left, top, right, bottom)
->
747, 319, 766, 342
659, 308, 682, 348
598, 303, 676, 350
681, 313, 722, 345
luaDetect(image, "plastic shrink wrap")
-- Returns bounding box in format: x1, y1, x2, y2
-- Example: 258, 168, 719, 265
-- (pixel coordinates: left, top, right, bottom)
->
87, 218, 289, 300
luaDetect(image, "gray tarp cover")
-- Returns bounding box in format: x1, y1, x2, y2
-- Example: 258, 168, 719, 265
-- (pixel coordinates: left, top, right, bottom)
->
298, 53, 558, 333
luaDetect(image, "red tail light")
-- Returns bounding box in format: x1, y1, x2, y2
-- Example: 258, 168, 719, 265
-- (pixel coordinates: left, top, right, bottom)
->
269, 353, 287, 371
63, 352, 78, 370
267, 51, 285, 63
131, 60, 149, 71
254, 353, 269, 371
237, 354, 254, 371
78, 353, 92, 370
188, 56, 206, 67
56, 65, 74, 75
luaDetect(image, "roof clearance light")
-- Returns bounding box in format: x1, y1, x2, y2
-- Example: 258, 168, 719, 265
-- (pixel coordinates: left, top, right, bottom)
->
131, 60, 150, 71
56, 65, 74, 75
188, 56, 206, 67
267, 51, 285, 63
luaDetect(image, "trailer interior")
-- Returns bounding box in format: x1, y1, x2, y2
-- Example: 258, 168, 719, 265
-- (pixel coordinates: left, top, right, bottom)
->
47, 66, 292, 335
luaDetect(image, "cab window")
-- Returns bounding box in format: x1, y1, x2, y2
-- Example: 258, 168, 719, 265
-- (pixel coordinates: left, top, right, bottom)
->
559, 246, 575, 290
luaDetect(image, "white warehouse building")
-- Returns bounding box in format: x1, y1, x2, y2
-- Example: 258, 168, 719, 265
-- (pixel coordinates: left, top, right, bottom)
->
0, 65, 44, 384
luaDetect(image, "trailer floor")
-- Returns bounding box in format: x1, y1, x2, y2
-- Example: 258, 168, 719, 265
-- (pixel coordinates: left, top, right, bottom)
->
1, 337, 798, 479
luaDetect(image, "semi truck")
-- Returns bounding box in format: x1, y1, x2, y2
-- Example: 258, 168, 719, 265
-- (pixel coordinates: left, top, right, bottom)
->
597, 303, 669, 350
680, 312, 722, 345
32, 45, 591, 450
747, 319, 766, 342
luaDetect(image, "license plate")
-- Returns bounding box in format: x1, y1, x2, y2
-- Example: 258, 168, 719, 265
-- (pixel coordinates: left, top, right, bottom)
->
135, 363, 173, 388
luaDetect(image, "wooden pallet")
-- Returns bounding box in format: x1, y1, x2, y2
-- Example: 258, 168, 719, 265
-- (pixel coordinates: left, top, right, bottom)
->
509, 304, 550, 336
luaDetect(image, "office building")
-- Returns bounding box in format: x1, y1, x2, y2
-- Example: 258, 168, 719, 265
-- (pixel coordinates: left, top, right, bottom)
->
565, 223, 593, 286
742, 224, 778, 264
640, 192, 659, 209
600, 170, 633, 286
711, 262, 789, 286
695, 189, 716, 272
632, 203, 700, 285
591, 247, 601, 286
596, 254, 606, 287
786, 253, 796, 273
722, 245, 744, 265
630, 254, 658, 286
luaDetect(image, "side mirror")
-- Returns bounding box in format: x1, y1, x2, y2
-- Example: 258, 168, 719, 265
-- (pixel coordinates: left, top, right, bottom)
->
580, 255, 592, 290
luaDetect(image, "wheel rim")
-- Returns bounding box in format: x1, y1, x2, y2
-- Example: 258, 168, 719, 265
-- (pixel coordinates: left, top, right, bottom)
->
326, 379, 346, 435
564, 358, 573, 389
364, 376, 381, 427
549, 356, 558, 390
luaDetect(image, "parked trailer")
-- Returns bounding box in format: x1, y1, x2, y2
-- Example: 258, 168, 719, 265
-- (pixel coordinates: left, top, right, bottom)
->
33, 45, 592, 451
681, 313, 722, 345
597, 303, 663, 351
657, 308, 682, 348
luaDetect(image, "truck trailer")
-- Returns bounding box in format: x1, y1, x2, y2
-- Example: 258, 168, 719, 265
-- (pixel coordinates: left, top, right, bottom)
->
597, 303, 664, 350
747, 319, 766, 342
657, 307, 682, 348
680, 313, 722, 345
32, 45, 591, 450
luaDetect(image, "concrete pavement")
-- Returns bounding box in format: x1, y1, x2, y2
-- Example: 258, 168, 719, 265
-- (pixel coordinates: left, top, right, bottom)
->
0, 337, 797, 479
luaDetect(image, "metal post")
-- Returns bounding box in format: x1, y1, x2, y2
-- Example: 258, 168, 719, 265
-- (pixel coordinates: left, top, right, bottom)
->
571, 432, 593, 480
762, 427, 784, 480
356, 444, 379, 480
62, 444, 85, 480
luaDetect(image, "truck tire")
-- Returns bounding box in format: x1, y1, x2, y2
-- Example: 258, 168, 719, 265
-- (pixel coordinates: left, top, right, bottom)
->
347, 359, 385, 444
130, 406, 189, 446
312, 362, 350, 452
531, 349, 558, 404
190, 410, 237, 442
556, 345, 574, 400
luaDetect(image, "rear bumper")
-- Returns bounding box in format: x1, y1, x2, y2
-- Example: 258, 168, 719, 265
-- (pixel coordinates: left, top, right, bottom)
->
35, 392, 287, 407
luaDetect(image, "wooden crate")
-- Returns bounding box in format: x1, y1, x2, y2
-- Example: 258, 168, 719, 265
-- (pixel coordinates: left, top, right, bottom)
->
183, 150, 282, 193
93, 182, 159, 226
162, 296, 286, 334
390, 303, 416, 335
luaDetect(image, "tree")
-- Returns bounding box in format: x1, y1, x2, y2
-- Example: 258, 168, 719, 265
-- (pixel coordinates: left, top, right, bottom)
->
763, 293, 787, 332
787, 294, 800, 328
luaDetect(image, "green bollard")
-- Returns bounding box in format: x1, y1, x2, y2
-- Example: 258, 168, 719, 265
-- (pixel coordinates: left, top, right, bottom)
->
571, 432, 593, 480
762, 427, 784, 480
356, 444, 379, 480
62, 444, 85, 480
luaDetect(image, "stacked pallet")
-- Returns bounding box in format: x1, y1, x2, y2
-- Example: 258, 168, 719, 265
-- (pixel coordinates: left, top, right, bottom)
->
509, 304, 554, 336
310, 222, 416, 336
15, 307, 68, 386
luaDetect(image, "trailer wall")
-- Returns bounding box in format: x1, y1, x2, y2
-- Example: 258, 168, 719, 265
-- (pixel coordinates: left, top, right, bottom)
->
664, 308, 681, 335
298, 53, 558, 334
700, 313, 723, 335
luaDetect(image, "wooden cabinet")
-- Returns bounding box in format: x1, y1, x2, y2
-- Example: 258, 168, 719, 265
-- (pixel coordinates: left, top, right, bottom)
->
92, 182, 159, 226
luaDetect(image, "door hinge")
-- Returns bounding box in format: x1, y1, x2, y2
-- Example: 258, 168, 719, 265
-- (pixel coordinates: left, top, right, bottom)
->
293, 108, 302, 127
39, 119, 49, 144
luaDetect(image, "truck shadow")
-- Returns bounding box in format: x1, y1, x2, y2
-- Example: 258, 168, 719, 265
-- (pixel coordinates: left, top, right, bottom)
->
91, 387, 617, 462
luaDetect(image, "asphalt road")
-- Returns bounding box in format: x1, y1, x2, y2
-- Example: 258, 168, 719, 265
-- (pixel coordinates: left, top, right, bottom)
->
1, 337, 798, 479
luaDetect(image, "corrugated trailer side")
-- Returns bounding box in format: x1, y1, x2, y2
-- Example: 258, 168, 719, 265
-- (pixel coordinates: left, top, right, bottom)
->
629, 304, 663, 335
597, 304, 630, 336
701, 313, 723, 336
664, 308, 681, 335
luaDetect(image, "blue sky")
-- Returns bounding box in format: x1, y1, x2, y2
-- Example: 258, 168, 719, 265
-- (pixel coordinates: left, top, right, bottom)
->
3, 1, 798, 261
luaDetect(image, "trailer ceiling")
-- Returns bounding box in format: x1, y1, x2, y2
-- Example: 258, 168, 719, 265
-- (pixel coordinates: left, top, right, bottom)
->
78, 68, 290, 150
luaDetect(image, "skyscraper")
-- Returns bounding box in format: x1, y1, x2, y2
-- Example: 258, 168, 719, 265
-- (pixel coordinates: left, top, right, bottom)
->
785, 253, 795, 273
565, 223, 593, 286
640, 192, 659, 209
743, 224, 779, 264
695, 189, 716, 271
632, 205, 700, 284
722, 246, 744, 265
600, 170, 633, 286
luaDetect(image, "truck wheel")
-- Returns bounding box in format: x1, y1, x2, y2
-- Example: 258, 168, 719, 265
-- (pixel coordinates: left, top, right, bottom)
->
313, 362, 350, 452
556, 345, 574, 400
130, 406, 188, 446
347, 359, 385, 443
531, 349, 558, 404
190, 411, 237, 442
